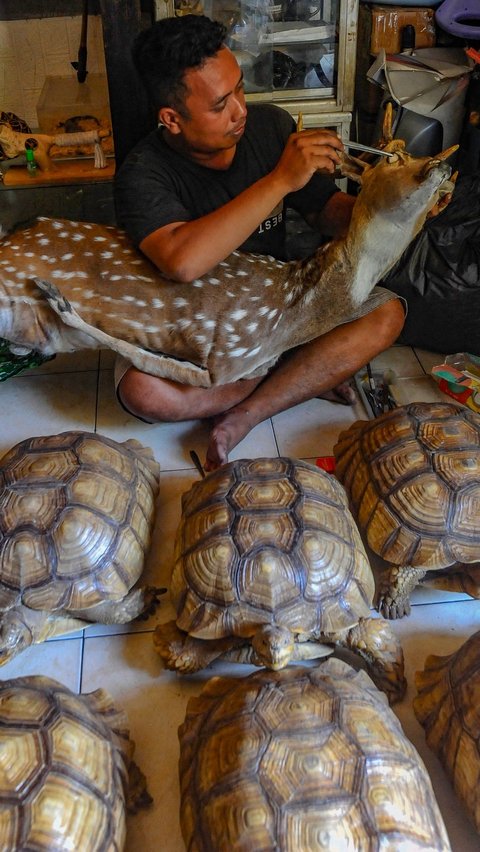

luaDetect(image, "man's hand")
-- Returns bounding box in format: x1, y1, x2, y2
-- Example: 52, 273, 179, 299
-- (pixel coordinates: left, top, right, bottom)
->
272, 127, 344, 194
427, 191, 453, 220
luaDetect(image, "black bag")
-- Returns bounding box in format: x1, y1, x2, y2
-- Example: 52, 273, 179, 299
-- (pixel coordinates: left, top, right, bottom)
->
383, 172, 480, 356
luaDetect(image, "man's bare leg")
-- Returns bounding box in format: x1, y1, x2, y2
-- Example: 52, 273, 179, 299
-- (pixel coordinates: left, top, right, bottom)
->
118, 368, 264, 424
205, 299, 404, 470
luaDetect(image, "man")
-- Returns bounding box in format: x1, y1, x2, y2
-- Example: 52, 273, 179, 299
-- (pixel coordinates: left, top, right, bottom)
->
114, 15, 405, 470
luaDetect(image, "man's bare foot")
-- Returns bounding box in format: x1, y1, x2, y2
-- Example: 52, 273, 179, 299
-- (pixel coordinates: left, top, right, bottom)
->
317, 380, 356, 405
205, 407, 255, 472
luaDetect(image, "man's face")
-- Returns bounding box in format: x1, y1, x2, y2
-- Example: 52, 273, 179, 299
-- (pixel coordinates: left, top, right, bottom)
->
176, 47, 247, 156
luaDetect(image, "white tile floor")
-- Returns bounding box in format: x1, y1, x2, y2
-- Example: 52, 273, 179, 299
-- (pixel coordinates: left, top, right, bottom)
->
1, 344, 479, 850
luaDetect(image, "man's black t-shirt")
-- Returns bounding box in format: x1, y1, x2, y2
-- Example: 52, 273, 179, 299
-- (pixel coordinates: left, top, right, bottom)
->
114, 103, 339, 260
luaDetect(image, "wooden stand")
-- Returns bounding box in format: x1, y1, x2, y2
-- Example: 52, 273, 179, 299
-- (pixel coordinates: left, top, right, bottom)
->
3, 158, 115, 187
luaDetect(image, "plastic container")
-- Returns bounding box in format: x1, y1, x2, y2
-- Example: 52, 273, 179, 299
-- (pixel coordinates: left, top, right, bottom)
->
36, 74, 112, 134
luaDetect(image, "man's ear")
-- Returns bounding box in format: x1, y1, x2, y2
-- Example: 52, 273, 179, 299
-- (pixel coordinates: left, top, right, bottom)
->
158, 106, 183, 134
337, 151, 372, 185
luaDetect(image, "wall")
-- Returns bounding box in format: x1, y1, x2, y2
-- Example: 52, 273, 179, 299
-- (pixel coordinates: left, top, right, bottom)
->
0, 15, 107, 130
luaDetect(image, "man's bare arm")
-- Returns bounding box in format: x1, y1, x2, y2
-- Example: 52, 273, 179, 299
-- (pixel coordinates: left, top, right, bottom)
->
140, 128, 344, 282
304, 191, 356, 239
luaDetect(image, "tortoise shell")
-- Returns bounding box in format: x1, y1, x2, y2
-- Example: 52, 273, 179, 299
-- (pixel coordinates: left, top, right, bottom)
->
179, 658, 450, 851
0, 675, 150, 850
172, 457, 374, 639
0, 431, 159, 612
414, 630, 480, 832
333, 402, 480, 569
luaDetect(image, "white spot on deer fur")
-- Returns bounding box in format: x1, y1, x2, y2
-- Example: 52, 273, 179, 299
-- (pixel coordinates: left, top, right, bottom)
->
131, 259, 143, 265
82, 223, 93, 229
137, 275, 154, 283
226, 291, 235, 298
110, 275, 122, 281
94, 236, 107, 242
84, 251, 93, 256
72, 233, 85, 241
61, 253, 74, 261
204, 320, 215, 329
245, 346, 261, 358
194, 313, 205, 320
250, 296, 260, 301
51, 271, 82, 280
193, 280, 204, 288
224, 273, 234, 279
38, 238, 50, 246
228, 335, 241, 345
246, 322, 258, 333
236, 270, 248, 277
284, 291, 295, 304
224, 323, 234, 332
219, 262, 230, 267
5, 266, 16, 272
229, 347, 248, 357
174, 298, 188, 308
178, 318, 192, 330
52, 221, 63, 229
230, 309, 247, 320
264, 279, 273, 287
258, 307, 270, 316
101, 251, 114, 259
268, 309, 278, 319
152, 298, 164, 308
195, 335, 207, 344
208, 278, 220, 285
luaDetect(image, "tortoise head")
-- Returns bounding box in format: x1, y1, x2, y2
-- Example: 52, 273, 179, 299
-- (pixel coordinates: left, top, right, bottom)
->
252, 625, 295, 670
0, 611, 33, 665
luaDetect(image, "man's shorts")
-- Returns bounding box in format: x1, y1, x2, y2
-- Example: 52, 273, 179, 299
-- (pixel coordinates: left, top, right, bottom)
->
114, 285, 405, 420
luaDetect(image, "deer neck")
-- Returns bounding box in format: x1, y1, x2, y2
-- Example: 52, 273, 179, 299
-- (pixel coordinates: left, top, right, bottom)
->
341, 204, 421, 306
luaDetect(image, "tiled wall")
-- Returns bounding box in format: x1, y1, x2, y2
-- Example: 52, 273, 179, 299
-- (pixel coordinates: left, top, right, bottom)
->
0, 15, 107, 130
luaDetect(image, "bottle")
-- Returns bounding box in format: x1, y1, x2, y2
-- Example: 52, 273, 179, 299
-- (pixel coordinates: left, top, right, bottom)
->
25, 146, 37, 176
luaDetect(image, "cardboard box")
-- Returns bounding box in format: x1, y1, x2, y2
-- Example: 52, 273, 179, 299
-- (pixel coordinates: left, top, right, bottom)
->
370, 6, 436, 55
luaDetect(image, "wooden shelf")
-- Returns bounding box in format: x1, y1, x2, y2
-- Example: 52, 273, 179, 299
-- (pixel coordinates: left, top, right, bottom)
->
3, 158, 115, 187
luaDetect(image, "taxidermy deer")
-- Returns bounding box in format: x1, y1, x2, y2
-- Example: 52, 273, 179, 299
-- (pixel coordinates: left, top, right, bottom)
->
0, 109, 456, 387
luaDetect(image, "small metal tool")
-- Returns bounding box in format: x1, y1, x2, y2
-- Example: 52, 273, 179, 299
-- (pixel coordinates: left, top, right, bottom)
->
296, 115, 393, 159
345, 141, 395, 159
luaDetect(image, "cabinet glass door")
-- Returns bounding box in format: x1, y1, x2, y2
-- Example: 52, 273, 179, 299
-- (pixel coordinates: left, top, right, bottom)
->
172, 0, 340, 100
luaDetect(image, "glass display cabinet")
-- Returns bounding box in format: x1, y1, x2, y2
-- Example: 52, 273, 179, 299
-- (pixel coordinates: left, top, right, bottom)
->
156, 0, 359, 139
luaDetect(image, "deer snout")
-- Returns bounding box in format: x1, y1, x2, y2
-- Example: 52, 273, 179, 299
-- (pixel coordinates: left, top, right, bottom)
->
421, 159, 452, 183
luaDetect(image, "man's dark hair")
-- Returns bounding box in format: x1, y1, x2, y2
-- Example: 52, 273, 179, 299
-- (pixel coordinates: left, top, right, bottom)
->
132, 15, 227, 116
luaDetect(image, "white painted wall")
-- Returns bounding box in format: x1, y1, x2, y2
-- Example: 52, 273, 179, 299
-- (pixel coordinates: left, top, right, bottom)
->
0, 15, 107, 130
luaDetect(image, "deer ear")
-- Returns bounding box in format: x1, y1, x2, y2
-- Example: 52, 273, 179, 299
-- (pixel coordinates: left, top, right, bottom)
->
338, 151, 372, 185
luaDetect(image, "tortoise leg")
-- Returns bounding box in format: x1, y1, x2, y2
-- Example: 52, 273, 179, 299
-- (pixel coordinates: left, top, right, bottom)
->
331, 616, 407, 705
71, 586, 165, 624
425, 563, 480, 598
153, 620, 242, 673
376, 565, 427, 619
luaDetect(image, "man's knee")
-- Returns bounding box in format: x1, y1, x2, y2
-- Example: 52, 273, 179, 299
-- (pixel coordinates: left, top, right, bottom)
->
117, 368, 182, 423
373, 298, 405, 344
